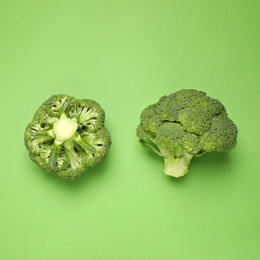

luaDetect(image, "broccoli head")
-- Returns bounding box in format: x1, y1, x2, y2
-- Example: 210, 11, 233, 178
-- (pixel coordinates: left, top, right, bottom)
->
24, 94, 111, 179
136, 89, 238, 178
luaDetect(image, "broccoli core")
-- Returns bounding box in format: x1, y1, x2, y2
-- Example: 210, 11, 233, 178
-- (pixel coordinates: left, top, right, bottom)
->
53, 116, 78, 141
136, 89, 238, 178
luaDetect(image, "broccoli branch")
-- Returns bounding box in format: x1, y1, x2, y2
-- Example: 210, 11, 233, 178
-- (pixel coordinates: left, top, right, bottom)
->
71, 132, 97, 155
64, 140, 82, 169
49, 139, 63, 170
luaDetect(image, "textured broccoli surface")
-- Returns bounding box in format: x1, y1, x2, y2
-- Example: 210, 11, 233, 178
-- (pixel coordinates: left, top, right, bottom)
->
25, 94, 111, 179
136, 89, 238, 178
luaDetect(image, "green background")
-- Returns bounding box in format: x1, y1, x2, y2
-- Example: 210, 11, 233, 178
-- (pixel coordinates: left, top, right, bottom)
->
1, 1, 259, 259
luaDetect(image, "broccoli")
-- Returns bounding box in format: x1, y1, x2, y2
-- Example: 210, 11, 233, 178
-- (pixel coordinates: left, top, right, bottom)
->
136, 89, 238, 178
24, 94, 111, 179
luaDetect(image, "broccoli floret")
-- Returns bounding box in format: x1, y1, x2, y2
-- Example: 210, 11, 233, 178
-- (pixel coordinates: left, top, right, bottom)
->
137, 89, 238, 178
24, 94, 111, 180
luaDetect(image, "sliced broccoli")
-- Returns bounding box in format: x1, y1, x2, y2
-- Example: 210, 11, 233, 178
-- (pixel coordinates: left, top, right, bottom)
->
24, 94, 111, 179
136, 89, 238, 178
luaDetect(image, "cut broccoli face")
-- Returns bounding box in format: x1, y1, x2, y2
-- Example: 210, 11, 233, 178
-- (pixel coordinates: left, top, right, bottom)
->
137, 89, 238, 178
24, 94, 111, 179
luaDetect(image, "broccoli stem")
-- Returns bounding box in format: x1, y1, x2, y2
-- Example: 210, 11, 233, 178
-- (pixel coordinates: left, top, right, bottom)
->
139, 139, 194, 177
160, 149, 193, 178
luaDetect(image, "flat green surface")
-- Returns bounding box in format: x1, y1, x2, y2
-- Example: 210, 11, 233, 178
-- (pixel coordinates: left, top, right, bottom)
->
1, 1, 259, 259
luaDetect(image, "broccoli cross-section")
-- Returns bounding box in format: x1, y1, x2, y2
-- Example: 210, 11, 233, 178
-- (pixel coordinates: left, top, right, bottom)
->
24, 94, 111, 179
136, 89, 238, 178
